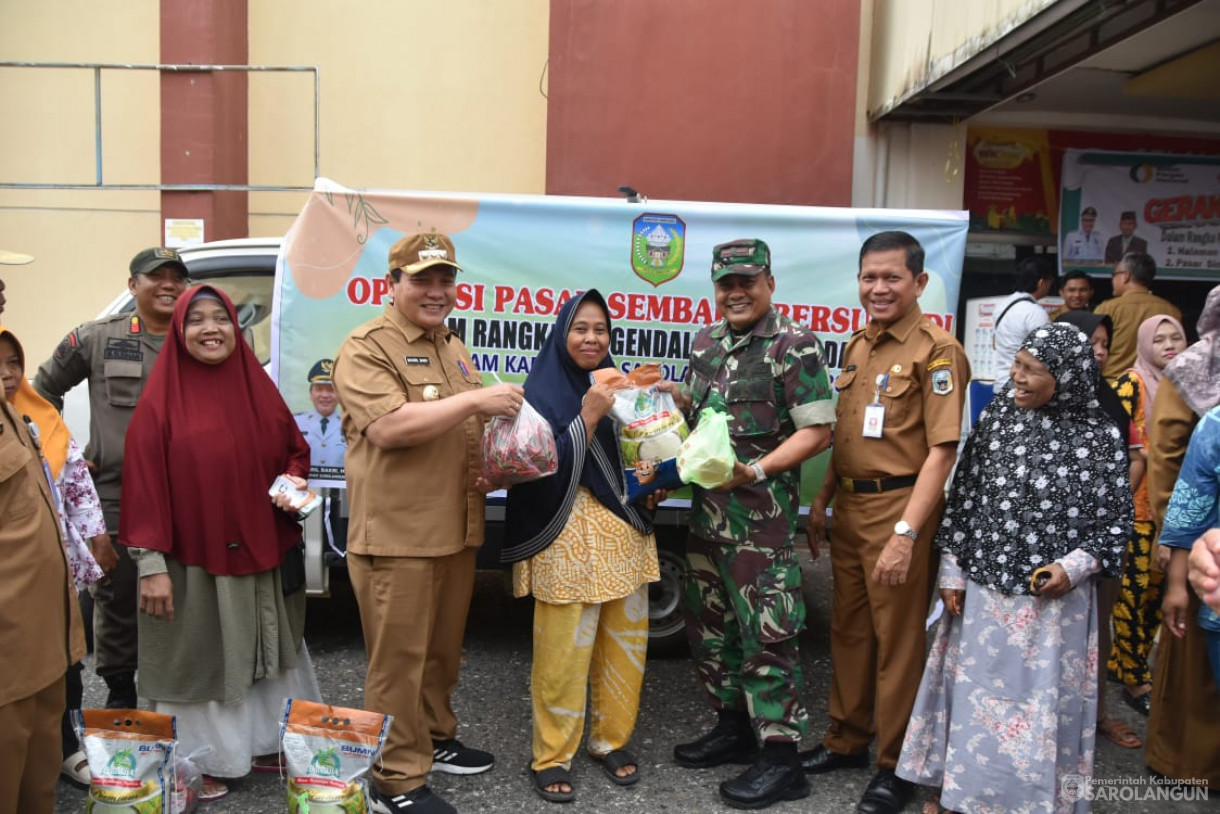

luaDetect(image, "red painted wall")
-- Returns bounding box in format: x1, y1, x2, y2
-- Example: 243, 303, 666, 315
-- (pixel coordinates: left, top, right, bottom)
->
160, 0, 249, 241
546, 0, 860, 206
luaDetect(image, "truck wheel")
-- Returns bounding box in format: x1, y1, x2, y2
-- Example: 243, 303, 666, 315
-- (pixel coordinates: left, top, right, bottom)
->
648, 539, 688, 656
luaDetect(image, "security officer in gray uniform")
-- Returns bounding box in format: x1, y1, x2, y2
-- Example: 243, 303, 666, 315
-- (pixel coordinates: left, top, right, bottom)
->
294, 358, 346, 478
34, 247, 188, 708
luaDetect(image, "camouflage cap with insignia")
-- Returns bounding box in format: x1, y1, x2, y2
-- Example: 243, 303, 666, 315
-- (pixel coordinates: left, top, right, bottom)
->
711, 239, 771, 281
129, 246, 187, 278
389, 232, 462, 276
307, 358, 334, 385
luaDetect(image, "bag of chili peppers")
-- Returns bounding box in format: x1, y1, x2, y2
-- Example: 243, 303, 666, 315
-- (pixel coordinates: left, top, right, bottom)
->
481, 398, 559, 488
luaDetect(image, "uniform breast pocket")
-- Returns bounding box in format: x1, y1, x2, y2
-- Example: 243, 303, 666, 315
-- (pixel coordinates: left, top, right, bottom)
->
881, 374, 915, 426
833, 370, 856, 392
0, 431, 37, 521
401, 366, 443, 401
725, 377, 779, 438
103, 359, 145, 407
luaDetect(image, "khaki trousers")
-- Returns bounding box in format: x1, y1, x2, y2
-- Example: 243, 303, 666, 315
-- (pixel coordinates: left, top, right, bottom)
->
349, 548, 476, 794
530, 587, 649, 771
0, 676, 65, 814
823, 489, 938, 770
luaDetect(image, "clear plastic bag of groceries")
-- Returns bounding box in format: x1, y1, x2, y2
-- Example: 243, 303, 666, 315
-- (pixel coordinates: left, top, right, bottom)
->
481, 398, 559, 489
597, 363, 689, 502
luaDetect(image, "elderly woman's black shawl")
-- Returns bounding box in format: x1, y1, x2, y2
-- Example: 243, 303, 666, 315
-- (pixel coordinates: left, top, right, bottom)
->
937, 323, 1132, 595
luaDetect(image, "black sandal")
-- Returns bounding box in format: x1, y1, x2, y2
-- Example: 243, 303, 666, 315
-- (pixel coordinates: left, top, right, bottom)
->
532, 766, 575, 803
591, 749, 640, 786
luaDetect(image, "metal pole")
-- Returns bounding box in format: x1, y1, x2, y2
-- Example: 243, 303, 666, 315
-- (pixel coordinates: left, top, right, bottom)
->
0, 183, 315, 191
0, 61, 320, 191
314, 67, 321, 181
94, 66, 103, 186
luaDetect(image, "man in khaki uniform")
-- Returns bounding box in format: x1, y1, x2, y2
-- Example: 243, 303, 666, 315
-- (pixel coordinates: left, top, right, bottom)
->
0, 398, 86, 813
34, 247, 188, 708
1094, 252, 1181, 381
802, 231, 969, 814
333, 232, 524, 814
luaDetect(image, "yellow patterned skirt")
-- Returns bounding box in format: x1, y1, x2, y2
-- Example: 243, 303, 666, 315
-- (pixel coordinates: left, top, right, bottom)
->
513, 487, 659, 604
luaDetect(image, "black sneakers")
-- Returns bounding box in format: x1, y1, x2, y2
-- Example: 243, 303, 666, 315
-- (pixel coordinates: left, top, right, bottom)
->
430, 739, 495, 775
368, 785, 456, 814
365, 740, 492, 811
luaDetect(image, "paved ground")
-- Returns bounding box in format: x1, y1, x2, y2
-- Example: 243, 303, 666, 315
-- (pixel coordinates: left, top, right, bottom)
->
55, 551, 1211, 813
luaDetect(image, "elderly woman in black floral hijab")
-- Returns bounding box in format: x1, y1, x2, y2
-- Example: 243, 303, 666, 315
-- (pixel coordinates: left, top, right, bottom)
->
897, 323, 1133, 814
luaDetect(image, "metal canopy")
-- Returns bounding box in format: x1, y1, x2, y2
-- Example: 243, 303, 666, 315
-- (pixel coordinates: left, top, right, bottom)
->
875, 0, 1208, 124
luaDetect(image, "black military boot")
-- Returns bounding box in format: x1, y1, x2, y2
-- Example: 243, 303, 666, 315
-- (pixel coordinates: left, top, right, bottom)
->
719, 741, 810, 810
673, 709, 759, 768
103, 672, 138, 709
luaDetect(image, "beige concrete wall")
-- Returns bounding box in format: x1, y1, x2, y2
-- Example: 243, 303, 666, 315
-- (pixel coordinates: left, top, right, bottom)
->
868, 0, 1057, 119
246, 0, 551, 237
854, 0, 968, 210
0, 1, 162, 361
1, 1, 549, 361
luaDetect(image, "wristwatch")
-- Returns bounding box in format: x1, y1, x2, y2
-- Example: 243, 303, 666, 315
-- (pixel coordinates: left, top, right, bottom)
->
893, 520, 919, 541
750, 461, 767, 484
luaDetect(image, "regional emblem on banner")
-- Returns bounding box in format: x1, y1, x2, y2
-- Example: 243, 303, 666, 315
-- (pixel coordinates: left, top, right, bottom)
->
631, 213, 686, 287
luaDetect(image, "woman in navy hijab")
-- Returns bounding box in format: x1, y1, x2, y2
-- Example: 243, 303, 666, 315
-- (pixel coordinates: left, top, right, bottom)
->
503, 289, 661, 803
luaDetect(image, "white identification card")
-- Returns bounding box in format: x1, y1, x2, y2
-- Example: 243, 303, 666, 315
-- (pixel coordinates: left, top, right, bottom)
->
863, 403, 885, 438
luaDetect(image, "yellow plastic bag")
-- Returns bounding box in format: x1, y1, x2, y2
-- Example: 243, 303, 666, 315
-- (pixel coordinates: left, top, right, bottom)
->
677, 408, 735, 488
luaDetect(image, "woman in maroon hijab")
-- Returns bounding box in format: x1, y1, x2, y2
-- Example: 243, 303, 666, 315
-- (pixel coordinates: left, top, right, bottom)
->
121, 286, 321, 800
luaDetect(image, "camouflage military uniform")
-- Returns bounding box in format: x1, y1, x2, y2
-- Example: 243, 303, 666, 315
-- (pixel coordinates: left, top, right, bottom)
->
684, 306, 835, 743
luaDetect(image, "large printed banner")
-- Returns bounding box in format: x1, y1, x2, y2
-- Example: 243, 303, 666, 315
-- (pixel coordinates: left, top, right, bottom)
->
273, 179, 968, 486
965, 127, 1220, 238
1060, 150, 1220, 277
965, 127, 1057, 235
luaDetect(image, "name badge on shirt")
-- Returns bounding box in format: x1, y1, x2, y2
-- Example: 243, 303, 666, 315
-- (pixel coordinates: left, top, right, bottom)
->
863, 373, 886, 438
404, 356, 430, 366
863, 403, 885, 438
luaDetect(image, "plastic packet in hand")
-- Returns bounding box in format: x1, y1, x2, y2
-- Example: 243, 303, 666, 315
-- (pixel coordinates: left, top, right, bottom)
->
678, 407, 736, 488
269, 475, 323, 519
281, 698, 392, 814
482, 399, 558, 489
599, 364, 689, 502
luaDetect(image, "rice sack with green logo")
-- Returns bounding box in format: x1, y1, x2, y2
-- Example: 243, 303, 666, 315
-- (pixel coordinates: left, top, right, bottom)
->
280, 699, 392, 813
596, 363, 689, 501
73, 709, 178, 813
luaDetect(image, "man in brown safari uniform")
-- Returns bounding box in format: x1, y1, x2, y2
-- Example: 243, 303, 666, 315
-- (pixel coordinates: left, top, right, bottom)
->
333, 232, 524, 814
803, 231, 969, 814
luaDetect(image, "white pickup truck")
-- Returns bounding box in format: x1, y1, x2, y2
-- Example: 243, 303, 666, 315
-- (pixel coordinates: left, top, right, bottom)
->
61, 238, 690, 652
